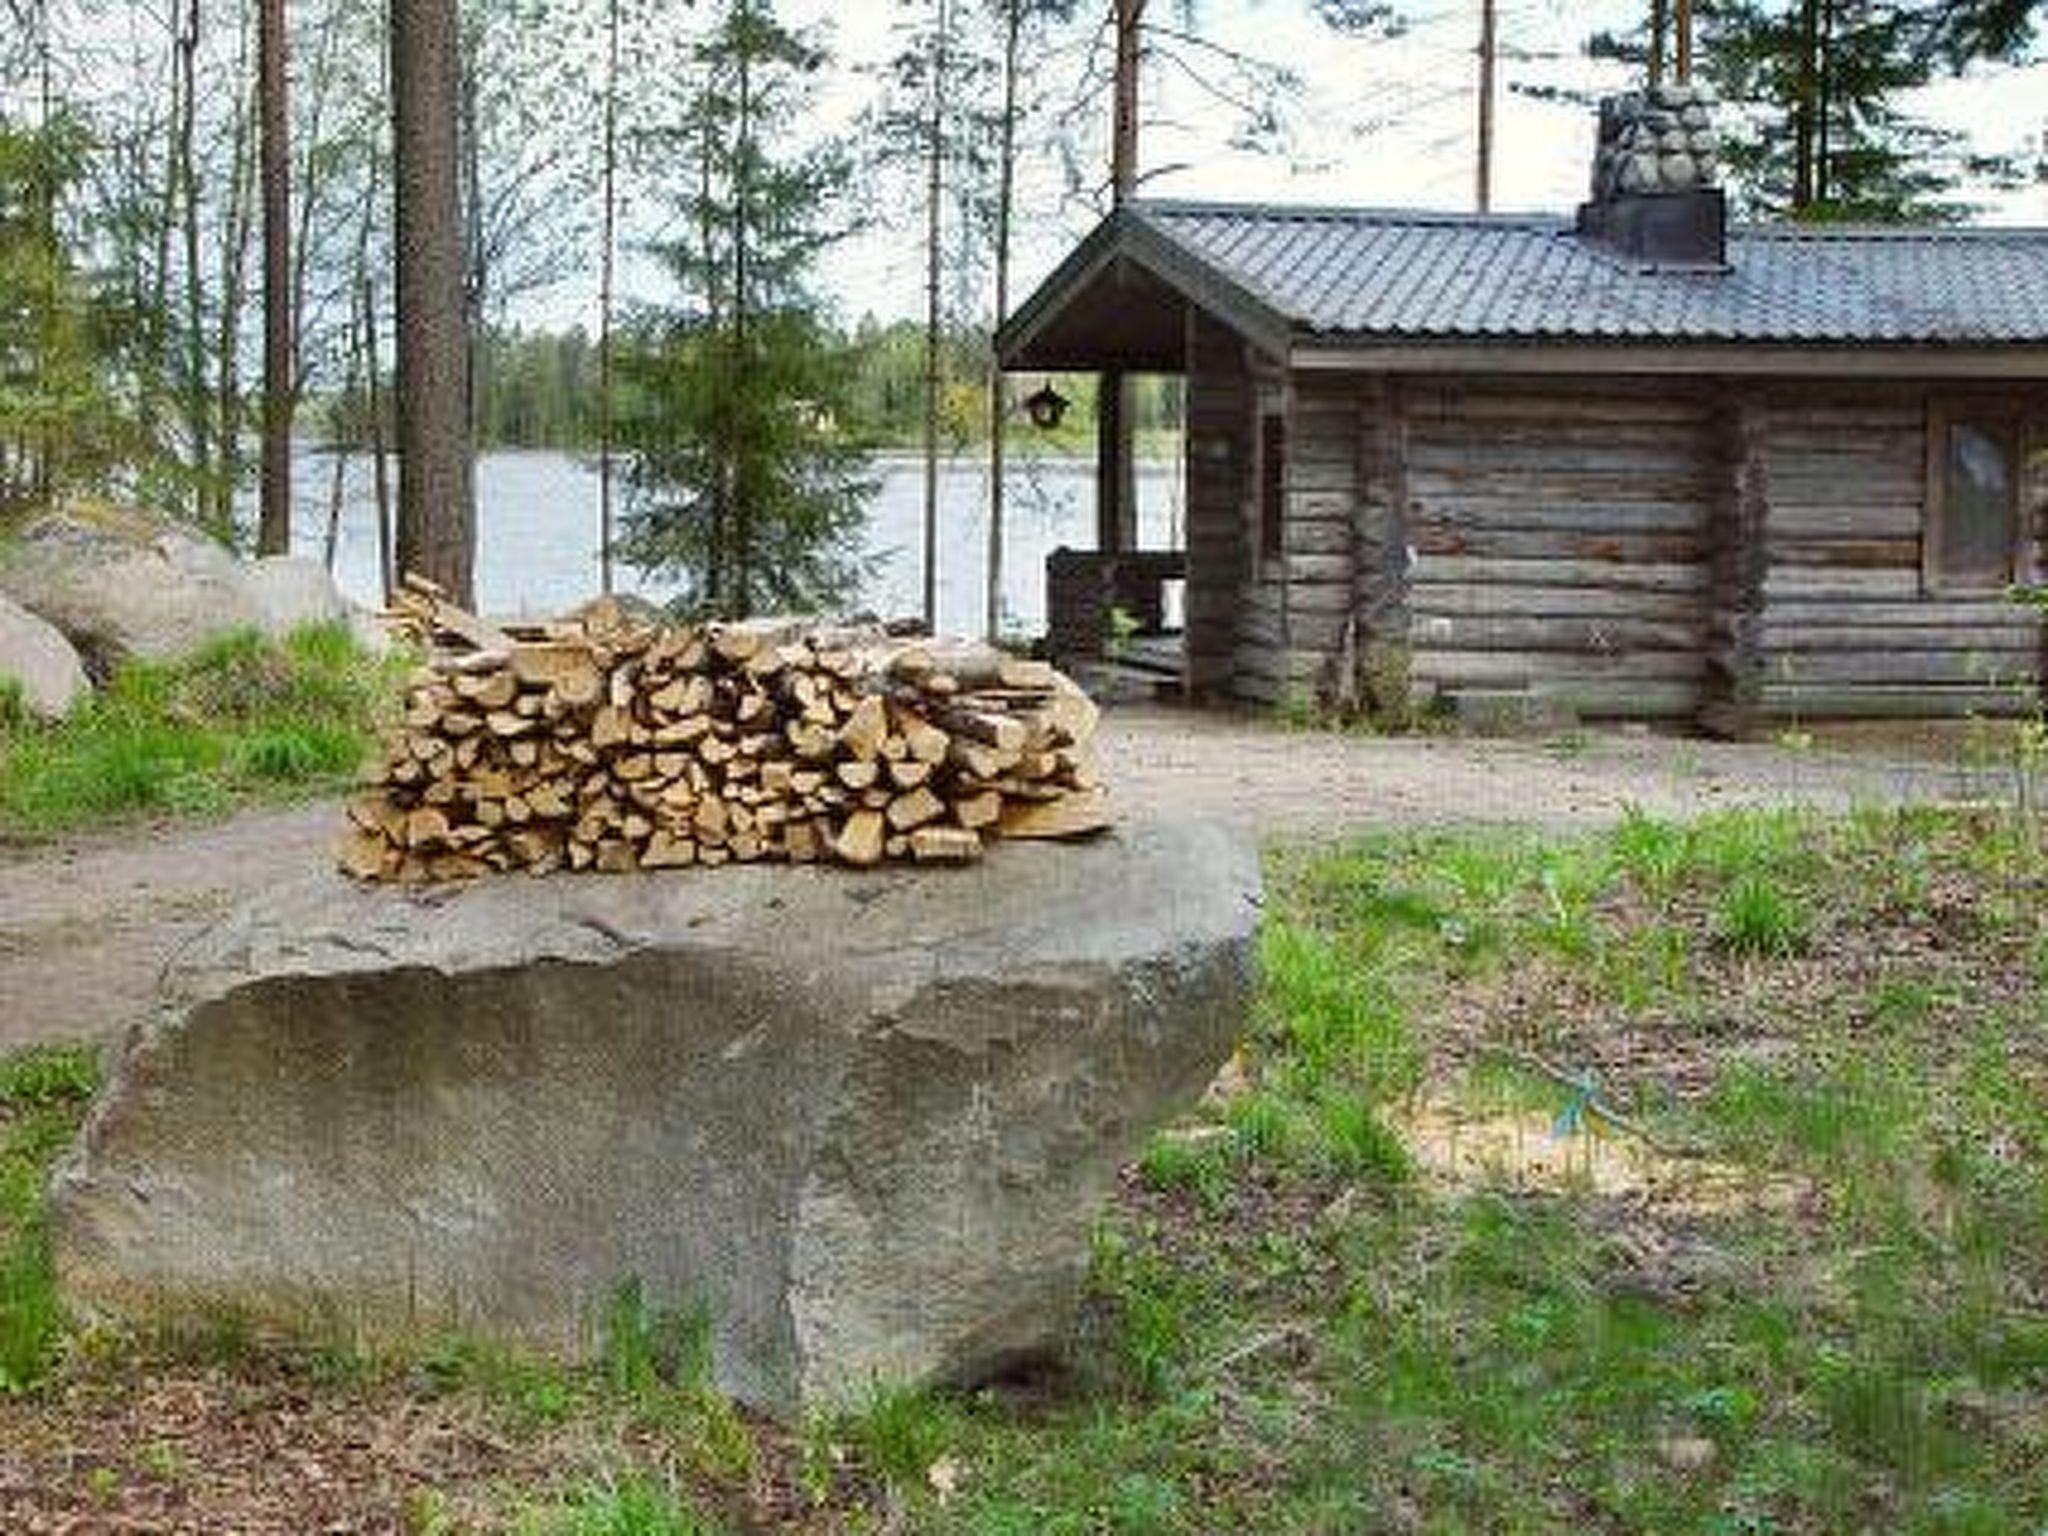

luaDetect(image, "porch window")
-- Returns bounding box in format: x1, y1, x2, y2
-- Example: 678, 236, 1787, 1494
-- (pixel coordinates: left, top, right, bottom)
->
1926, 406, 2022, 591
1259, 412, 1285, 561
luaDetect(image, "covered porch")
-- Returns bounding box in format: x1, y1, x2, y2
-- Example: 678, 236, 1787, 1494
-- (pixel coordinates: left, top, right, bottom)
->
1000, 238, 1221, 695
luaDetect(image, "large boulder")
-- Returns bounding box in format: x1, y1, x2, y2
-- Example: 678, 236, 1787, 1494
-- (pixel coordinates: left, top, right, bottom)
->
0, 504, 264, 674
242, 555, 353, 637
52, 821, 1259, 1415
0, 505, 368, 673
0, 592, 89, 719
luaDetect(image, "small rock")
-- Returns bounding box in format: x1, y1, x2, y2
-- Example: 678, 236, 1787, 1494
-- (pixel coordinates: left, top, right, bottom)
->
1659, 1436, 1718, 1472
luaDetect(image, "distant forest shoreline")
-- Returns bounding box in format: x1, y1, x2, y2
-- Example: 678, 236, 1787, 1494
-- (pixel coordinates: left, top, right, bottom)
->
312, 319, 1186, 456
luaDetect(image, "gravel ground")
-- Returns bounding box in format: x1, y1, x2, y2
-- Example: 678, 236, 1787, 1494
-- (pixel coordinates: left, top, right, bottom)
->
0, 705, 2006, 1052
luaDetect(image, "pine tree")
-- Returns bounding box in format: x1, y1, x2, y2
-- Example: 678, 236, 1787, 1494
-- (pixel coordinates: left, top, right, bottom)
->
1587, 0, 2027, 222
1704, 0, 1971, 221
616, 0, 872, 619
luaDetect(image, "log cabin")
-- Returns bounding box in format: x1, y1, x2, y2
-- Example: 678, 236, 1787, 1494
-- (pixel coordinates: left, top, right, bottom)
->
998, 87, 2048, 730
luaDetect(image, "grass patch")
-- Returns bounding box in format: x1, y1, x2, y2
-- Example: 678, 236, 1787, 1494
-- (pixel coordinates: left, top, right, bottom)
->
0, 622, 398, 836
511, 1474, 723, 1535
0, 1044, 99, 1393
1, 807, 2042, 1531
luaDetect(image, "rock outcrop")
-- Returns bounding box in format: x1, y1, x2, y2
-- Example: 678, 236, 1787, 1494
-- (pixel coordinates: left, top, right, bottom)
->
52, 820, 1259, 1415
0, 593, 89, 719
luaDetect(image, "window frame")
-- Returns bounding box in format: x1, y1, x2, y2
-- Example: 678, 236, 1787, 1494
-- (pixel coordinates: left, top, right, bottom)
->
1924, 398, 2027, 596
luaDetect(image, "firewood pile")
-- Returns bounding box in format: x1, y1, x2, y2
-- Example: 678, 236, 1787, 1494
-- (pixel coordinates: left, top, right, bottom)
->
338, 583, 1111, 882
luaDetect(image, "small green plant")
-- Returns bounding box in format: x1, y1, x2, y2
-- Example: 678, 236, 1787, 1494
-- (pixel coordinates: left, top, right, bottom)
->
1311, 1093, 1411, 1182
1715, 873, 1810, 956
1269, 682, 1322, 730
1104, 602, 1141, 660
0, 675, 29, 734
513, 1474, 720, 1535
1137, 1130, 1232, 1206
842, 1382, 957, 1496
603, 1279, 715, 1401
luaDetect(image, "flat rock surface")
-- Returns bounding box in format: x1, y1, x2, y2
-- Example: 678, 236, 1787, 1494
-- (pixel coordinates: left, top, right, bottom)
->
52, 820, 1260, 1413
0, 707, 2003, 1051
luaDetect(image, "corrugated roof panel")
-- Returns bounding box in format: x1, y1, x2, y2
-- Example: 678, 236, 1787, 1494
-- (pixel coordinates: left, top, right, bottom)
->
1133, 201, 2048, 345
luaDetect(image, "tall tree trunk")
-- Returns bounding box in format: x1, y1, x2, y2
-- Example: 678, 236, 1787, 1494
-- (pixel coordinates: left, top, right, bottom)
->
212, 61, 259, 539
364, 275, 394, 599
1099, 0, 1144, 555
697, 106, 723, 613
1815, 0, 1834, 206
258, 0, 293, 555
31, 0, 56, 500
731, 16, 754, 618
391, 0, 477, 604
921, 0, 951, 632
597, 0, 620, 596
1111, 0, 1141, 202
460, 50, 485, 436
1794, 0, 1819, 209
176, 0, 209, 523
1475, 0, 1496, 213
986, 0, 1023, 642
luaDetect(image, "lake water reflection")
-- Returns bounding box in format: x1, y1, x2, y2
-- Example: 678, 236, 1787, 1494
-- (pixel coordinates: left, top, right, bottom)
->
278, 447, 1183, 634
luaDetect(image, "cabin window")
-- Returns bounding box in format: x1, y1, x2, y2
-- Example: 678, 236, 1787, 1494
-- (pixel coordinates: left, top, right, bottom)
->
1259, 412, 1285, 561
1926, 408, 2022, 591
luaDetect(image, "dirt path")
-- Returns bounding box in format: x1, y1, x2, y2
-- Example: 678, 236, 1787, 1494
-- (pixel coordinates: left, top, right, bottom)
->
0, 706, 2001, 1051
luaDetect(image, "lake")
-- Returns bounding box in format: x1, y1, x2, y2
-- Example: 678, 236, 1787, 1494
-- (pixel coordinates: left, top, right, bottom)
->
274, 446, 1184, 633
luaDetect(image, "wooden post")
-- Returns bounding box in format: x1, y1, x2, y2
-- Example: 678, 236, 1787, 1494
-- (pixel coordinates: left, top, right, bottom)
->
1097, 371, 1130, 553
1674, 0, 1693, 82
1703, 389, 1770, 737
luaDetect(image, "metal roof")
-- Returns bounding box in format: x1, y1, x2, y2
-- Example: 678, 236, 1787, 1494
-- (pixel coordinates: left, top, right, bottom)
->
1004, 199, 2048, 357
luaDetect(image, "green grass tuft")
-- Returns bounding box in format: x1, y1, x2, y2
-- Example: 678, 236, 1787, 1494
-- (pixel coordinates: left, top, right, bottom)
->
0, 624, 394, 835
512, 1474, 722, 1535
1716, 872, 1812, 956
1, 1044, 99, 1393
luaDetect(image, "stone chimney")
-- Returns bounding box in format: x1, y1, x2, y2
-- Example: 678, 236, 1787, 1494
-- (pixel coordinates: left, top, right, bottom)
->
1576, 84, 1728, 269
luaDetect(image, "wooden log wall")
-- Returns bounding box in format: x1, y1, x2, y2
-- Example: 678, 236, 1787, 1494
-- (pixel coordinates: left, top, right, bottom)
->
1182, 310, 1250, 698
1751, 386, 2047, 720
1230, 364, 1295, 707
1397, 381, 1715, 718
1179, 342, 2047, 724
1219, 379, 1363, 706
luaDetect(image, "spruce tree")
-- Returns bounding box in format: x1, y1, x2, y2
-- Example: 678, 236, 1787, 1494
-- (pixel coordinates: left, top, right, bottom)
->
616, 0, 871, 619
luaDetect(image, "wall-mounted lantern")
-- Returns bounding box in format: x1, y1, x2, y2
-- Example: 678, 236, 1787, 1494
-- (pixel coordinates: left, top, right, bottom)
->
1024, 383, 1070, 431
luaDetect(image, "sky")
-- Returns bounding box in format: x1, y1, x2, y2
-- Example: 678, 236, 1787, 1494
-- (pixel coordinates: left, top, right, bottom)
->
591, 0, 2048, 331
